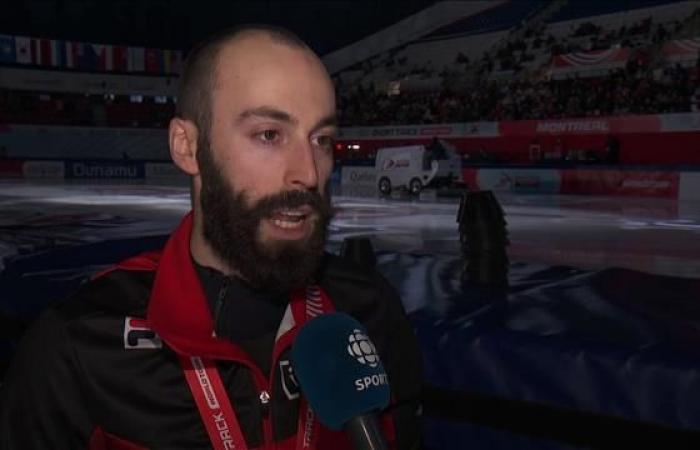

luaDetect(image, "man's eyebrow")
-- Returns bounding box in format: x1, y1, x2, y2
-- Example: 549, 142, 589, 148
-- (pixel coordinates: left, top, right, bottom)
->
237, 107, 338, 132
313, 114, 338, 132
237, 106, 297, 125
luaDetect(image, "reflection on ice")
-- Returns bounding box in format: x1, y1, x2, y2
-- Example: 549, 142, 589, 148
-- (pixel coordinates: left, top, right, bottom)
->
1, 182, 699, 279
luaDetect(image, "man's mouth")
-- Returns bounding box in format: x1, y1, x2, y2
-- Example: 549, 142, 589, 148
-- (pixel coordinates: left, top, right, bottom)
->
269, 207, 314, 230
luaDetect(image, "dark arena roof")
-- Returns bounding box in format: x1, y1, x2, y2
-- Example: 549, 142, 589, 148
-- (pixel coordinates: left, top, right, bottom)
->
0, 0, 439, 55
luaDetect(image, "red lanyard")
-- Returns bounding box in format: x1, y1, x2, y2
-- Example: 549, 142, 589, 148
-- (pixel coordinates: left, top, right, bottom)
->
180, 285, 332, 450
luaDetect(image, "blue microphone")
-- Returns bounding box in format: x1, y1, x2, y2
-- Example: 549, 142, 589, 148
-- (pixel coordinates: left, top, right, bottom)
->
292, 312, 390, 450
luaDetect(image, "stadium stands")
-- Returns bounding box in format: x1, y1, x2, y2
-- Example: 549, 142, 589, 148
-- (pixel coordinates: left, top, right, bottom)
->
334, 0, 700, 126
421, 0, 548, 40
0, 0, 698, 163
549, 0, 683, 23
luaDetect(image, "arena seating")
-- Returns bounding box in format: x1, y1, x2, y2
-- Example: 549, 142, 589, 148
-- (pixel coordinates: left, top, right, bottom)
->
421, 0, 548, 40
549, 0, 683, 23
0, 1, 698, 137
335, 0, 700, 127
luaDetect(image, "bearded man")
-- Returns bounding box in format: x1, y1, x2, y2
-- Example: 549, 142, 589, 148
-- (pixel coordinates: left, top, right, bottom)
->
0, 25, 423, 449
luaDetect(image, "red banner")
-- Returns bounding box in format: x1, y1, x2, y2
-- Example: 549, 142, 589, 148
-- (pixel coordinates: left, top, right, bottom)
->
561, 170, 679, 197
0, 160, 24, 178
461, 168, 479, 190
499, 115, 662, 136
552, 48, 630, 69
662, 38, 700, 62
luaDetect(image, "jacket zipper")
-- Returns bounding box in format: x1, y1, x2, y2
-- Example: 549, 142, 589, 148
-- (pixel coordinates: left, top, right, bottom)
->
215, 277, 275, 448
245, 365, 273, 449
259, 389, 273, 449
213, 278, 230, 333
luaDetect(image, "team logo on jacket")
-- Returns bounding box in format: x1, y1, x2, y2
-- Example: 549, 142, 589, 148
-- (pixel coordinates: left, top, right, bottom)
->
347, 329, 380, 367
279, 359, 300, 400
124, 317, 162, 349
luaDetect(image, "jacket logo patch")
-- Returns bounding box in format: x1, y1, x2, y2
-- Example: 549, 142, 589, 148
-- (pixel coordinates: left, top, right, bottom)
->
124, 317, 162, 349
279, 359, 300, 400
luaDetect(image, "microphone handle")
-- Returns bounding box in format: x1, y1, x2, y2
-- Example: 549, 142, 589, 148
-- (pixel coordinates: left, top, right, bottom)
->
344, 412, 388, 450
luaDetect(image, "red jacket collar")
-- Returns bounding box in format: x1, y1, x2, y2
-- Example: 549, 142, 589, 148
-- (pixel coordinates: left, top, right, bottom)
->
144, 212, 335, 365
147, 212, 251, 361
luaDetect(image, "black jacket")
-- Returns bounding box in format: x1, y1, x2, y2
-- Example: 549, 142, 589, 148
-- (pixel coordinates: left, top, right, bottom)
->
0, 212, 423, 449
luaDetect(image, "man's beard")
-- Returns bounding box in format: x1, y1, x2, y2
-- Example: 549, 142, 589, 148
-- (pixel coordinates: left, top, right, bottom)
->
198, 142, 332, 293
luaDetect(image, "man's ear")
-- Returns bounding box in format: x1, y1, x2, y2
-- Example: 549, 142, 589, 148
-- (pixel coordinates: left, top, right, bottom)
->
169, 117, 200, 175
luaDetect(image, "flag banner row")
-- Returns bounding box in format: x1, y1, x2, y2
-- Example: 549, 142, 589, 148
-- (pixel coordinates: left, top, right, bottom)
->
0, 34, 182, 75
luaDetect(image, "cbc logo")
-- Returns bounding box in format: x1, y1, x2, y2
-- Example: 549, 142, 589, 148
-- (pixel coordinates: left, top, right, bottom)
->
347, 329, 380, 368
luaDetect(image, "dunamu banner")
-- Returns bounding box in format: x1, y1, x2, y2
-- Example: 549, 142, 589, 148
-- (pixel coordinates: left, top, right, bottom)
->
65, 161, 145, 180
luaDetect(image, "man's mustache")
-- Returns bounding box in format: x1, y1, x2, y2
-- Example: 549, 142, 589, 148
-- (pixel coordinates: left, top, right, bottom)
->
250, 190, 329, 217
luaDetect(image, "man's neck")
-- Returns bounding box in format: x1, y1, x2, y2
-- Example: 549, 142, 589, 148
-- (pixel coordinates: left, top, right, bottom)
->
189, 222, 243, 278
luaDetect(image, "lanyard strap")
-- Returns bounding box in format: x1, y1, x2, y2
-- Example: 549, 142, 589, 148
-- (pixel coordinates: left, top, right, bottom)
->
295, 398, 321, 449
180, 355, 247, 450
181, 285, 332, 450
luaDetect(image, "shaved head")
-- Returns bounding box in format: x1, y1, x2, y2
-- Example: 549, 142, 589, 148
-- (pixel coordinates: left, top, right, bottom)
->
176, 25, 312, 142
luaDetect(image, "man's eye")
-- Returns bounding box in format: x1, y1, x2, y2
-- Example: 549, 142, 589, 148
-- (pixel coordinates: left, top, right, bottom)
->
314, 135, 335, 151
258, 130, 279, 142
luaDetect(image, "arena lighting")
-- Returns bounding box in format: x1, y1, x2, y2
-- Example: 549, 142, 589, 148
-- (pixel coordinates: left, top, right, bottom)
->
457, 190, 509, 287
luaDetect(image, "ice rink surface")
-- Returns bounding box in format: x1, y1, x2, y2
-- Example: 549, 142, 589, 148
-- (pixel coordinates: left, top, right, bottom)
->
4, 179, 700, 447
2, 180, 699, 279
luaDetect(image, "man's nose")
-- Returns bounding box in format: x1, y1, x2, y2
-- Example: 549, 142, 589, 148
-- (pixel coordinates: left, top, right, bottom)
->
285, 140, 319, 190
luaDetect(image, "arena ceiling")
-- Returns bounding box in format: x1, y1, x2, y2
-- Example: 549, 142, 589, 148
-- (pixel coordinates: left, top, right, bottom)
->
1, 0, 439, 56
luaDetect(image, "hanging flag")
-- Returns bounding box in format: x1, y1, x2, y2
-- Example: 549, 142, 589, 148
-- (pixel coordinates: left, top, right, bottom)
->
50, 40, 66, 67
94, 44, 115, 71
171, 50, 183, 74
75, 42, 96, 71
29, 38, 41, 65
92, 44, 105, 70
106, 45, 114, 71
112, 45, 127, 72
163, 49, 172, 74
92, 44, 114, 72
15, 36, 31, 64
80, 43, 98, 71
64, 41, 75, 68
71, 41, 85, 69
39, 38, 52, 66
0, 35, 15, 64
145, 47, 162, 74
128, 47, 145, 72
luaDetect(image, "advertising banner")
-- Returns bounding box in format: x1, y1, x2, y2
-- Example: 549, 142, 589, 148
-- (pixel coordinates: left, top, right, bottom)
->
338, 122, 499, 141
338, 114, 700, 149
659, 113, 700, 132
144, 162, 188, 185
0, 160, 23, 178
22, 160, 65, 179
461, 168, 479, 190
499, 115, 663, 136
476, 168, 561, 194
65, 161, 145, 180
341, 166, 377, 187
679, 172, 700, 202
561, 170, 679, 197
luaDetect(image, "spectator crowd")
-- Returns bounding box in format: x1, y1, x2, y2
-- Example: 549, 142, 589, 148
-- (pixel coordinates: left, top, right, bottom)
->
1, 8, 699, 129
338, 61, 700, 126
